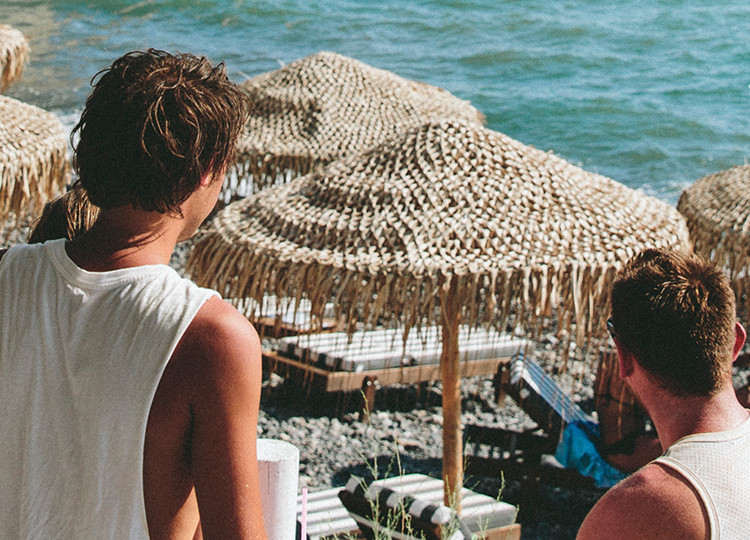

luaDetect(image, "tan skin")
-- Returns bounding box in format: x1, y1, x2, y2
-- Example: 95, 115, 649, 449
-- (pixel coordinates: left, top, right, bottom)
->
577, 323, 748, 540
143, 296, 265, 540
1, 169, 267, 540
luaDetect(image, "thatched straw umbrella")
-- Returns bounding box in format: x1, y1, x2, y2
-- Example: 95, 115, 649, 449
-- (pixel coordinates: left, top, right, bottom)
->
0, 95, 69, 224
0, 25, 29, 92
677, 164, 750, 316
188, 119, 689, 508
230, 51, 484, 197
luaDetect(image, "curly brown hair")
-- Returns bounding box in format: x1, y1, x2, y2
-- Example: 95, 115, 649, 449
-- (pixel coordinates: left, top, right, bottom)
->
72, 49, 250, 213
611, 248, 736, 397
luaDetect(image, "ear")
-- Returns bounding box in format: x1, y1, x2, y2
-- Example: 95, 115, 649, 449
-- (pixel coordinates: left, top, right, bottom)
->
200, 162, 228, 188
732, 322, 746, 362
199, 170, 215, 188
614, 338, 635, 379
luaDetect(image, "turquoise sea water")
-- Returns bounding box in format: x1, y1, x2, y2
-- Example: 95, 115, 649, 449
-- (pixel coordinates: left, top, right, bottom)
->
2, 0, 750, 204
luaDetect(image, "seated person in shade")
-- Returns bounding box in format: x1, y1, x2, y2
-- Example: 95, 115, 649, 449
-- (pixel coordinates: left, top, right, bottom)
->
577, 249, 750, 539
0, 49, 267, 539
593, 350, 662, 474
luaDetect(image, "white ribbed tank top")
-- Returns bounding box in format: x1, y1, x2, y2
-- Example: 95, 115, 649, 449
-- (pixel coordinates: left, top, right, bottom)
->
0, 239, 218, 539
654, 413, 750, 539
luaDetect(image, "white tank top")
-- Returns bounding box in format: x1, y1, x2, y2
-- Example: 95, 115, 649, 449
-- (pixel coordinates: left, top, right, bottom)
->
654, 413, 750, 539
0, 239, 218, 539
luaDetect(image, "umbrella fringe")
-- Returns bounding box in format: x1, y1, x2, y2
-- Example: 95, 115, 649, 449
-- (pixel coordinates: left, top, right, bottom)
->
0, 25, 29, 92
681, 205, 750, 320
187, 232, 629, 372
0, 138, 69, 219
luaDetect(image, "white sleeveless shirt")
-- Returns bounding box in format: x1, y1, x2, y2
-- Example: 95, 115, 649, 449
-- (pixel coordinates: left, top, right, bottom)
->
0, 239, 218, 539
654, 413, 750, 539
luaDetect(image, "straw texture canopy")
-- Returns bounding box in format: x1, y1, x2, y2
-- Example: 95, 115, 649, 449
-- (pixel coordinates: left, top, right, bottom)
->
677, 165, 750, 313
232, 51, 485, 194
190, 119, 689, 342
0, 95, 69, 221
0, 25, 29, 92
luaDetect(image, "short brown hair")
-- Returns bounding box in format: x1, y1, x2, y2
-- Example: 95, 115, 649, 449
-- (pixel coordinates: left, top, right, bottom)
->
72, 49, 250, 213
611, 249, 736, 396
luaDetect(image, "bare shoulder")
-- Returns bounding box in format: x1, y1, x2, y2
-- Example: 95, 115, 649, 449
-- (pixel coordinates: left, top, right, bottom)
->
177, 297, 261, 369
186, 295, 260, 344
167, 295, 263, 408
577, 463, 709, 539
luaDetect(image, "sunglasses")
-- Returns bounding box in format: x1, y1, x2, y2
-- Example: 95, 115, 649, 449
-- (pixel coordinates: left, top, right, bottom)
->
606, 317, 617, 340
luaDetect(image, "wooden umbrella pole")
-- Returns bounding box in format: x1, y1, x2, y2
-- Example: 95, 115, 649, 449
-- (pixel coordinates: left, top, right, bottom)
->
440, 277, 462, 512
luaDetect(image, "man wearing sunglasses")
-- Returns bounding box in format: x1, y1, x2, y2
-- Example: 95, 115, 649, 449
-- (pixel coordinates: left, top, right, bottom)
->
578, 248, 750, 539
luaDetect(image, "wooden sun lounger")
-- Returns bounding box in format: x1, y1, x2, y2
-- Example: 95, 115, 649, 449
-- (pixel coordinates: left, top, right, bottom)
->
263, 327, 529, 415
466, 355, 604, 522
277, 327, 527, 372
298, 473, 520, 540
296, 485, 359, 540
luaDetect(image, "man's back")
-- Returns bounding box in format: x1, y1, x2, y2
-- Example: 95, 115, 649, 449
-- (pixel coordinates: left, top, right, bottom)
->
0, 240, 218, 538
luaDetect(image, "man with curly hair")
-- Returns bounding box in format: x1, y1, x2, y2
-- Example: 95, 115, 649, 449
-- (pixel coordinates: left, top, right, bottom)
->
0, 50, 266, 539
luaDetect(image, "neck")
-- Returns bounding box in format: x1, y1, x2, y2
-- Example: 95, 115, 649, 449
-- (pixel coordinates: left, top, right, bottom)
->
645, 384, 749, 451
65, 206, 183, 271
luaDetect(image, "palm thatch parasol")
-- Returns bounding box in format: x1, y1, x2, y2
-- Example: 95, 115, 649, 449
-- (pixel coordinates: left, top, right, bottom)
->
230, 51, 484, 197
188, 119, 689, 507
0, 25, 29, 92
677, 164, 750, 316
0, 95, 69, 224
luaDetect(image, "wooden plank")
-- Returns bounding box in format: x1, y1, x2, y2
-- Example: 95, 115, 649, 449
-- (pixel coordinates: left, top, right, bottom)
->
254, 317, 339, 339
263, 351, 509, 393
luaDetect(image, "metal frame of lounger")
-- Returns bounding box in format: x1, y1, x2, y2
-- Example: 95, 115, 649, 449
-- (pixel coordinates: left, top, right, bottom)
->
503, 354, 592, 436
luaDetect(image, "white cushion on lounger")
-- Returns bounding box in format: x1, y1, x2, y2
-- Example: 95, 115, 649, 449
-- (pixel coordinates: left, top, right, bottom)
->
279, 326, 529, 372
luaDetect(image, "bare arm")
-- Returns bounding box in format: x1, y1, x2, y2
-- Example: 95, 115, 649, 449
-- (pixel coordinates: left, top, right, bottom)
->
577, 463, 708, 540
144, 297, 267, 540
188, 299, 266, 539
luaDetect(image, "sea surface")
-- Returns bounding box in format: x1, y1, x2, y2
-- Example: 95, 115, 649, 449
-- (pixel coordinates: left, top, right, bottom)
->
3, 0, 750, 205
